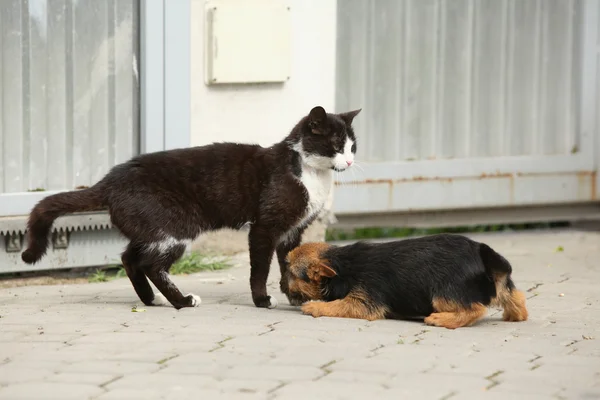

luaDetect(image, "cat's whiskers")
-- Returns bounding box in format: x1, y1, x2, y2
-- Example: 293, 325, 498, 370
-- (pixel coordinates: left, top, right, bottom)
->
353, 161, 365, 173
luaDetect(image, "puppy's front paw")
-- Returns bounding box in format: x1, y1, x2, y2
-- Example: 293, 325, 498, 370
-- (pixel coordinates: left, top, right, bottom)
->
301, 301, 325, 318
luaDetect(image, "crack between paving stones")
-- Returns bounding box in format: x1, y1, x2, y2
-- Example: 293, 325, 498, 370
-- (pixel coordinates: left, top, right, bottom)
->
217, 295, 237, 305
557, 276, 570, 283
367, 344, 385, 358
157, 354, 179, 368
439, 391, 458, 400
565, 339, 580, 355
266, 381, 288, 399
553, 389, 567, 400
209, 336, 233, 352
99, 375, 124, 390
527, 283, 543, 292
484, 370, 504, 390
412, 329, 430, 345
420, 364, 436, 374
528, 355, 542, 363
528, 354, 543, 369
258, 321, 282, 336
313, 360, 337, 381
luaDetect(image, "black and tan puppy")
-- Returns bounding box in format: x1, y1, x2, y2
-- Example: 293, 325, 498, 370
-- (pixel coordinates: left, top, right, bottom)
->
283, 234, 528, 329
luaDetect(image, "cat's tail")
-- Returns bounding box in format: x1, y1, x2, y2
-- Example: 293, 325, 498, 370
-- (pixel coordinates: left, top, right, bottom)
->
21, 185, 107, 264
479, 243, 528, 322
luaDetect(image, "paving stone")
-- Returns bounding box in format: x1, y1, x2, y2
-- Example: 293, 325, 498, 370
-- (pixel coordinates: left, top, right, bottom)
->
0, 365, 54, 385
94, 388, 163, 400
272, 381, 388, 400
106, 373, 214, 389
0, 382, 103, 400
319, 370, 394, 385
224, 365, 323, 381
45, 372, 120, 386
385, 372, 489, 393
57, 361, 160, 375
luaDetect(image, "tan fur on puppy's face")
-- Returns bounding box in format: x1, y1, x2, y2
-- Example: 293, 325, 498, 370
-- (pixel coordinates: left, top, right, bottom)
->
285, 243, 337, 304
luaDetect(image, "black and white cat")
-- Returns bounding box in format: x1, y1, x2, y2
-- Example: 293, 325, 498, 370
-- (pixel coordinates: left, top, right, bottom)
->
21, 106, 361, 309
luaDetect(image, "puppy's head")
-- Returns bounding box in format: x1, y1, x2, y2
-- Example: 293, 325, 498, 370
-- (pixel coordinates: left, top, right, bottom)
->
282, 242, 338, 306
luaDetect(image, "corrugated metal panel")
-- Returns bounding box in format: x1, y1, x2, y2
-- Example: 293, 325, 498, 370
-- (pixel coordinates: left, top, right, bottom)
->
336, 0, 582, 162
0, 0, 139, 194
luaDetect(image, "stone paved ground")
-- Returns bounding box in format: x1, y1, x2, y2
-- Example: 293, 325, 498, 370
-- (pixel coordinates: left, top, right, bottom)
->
1, 229, 599, 400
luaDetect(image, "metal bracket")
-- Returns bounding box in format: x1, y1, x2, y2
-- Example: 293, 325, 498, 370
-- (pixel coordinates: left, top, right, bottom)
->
5, 233, 23, 253
52, 231, 70, 250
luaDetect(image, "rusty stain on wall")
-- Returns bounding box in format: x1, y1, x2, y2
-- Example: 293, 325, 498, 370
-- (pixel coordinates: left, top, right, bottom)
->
336, 170, 599, 205
591, 172, 597, 201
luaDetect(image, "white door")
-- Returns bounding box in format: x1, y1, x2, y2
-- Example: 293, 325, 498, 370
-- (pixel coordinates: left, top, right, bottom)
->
0, 0, 139, 216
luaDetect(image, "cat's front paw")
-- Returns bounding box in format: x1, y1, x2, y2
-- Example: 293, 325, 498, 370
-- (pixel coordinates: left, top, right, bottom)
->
267, 296, 278, 309
253, 295, 278, 309
301, 301, 325, 318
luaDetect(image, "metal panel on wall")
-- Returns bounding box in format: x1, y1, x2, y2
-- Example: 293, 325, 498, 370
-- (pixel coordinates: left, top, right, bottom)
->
335, 0, 598, 215
0, 0, 139, 201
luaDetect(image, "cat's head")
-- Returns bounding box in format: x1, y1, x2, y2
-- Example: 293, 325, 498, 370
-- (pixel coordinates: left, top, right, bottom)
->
292, 106, 361, 172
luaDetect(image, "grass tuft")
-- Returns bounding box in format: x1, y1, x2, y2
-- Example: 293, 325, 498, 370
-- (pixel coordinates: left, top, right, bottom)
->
87, 252, 231, 283
325, 221, 570, 242
88, 270, 109, 283
170, 252, 231, 275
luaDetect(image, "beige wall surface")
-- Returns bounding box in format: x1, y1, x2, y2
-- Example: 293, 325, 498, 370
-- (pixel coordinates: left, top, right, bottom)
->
190, 0, 337, 147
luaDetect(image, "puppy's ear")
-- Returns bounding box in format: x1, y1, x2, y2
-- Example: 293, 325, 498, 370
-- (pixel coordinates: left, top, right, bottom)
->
318, 263, 337, 278
307, 263, 337, 281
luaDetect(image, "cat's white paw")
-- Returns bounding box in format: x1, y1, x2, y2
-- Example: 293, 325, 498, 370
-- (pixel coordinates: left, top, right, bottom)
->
152, 292, 168, 306
186, 293, 202, 307
268, 296, 278, 309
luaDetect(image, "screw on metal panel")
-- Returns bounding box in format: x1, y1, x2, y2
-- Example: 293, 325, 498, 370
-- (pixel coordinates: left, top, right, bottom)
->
5, 233, 22, 253
52, 230, 69, 250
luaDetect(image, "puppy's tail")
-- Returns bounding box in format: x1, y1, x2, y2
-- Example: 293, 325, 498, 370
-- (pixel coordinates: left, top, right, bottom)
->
479, 243, 528, 322
21, 186, 107, 264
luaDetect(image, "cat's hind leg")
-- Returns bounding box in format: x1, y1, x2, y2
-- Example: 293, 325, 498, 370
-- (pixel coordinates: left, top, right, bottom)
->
121, 242, 158, 306
141, 242, 201, 310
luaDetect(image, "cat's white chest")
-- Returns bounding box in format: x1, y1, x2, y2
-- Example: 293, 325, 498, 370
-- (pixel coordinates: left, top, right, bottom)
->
298, 167, 333, 222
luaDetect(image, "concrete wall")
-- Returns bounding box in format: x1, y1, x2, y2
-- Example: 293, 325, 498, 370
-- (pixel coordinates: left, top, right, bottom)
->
190, 0, 337, 147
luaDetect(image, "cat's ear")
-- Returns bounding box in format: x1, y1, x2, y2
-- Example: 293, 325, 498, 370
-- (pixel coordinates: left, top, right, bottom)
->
308, 262, 337, 280
339, 109, 362, 126
308, 106, 327, 135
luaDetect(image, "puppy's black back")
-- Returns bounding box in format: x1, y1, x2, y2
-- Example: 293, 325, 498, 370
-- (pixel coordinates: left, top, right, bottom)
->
323, 234, 508, 318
